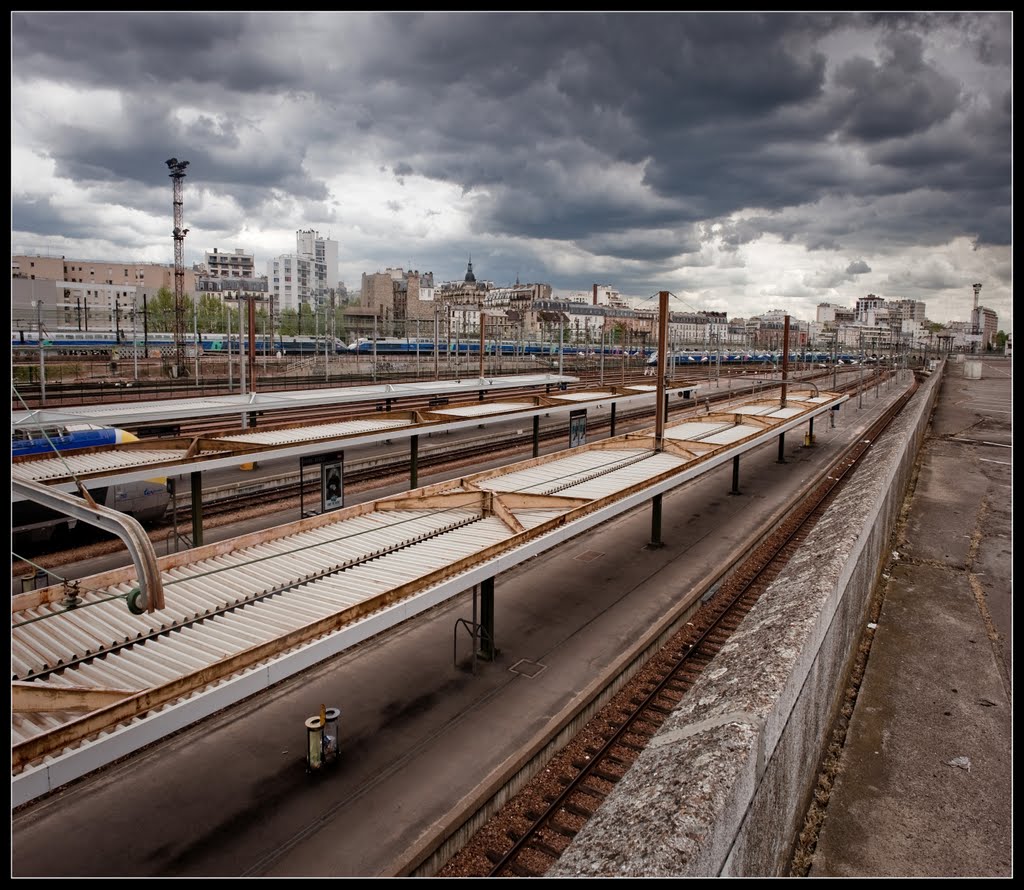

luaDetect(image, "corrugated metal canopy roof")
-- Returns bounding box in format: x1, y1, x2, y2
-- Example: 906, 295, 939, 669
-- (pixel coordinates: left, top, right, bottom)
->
550, 390, 618, 401
219, 417, 412, 447
430, 401, 538, 418
11, 448, 200, 484
12, 385, 849, 805
11, 383, 708, 499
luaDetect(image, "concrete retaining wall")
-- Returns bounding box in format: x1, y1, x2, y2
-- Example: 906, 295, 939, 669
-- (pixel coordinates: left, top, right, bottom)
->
550, 369, 943, 876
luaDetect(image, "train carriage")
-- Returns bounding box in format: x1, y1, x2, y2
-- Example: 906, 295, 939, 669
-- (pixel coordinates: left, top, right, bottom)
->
12, 424, 171, 544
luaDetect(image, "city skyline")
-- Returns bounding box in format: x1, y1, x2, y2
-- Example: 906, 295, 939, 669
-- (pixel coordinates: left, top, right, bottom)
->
11, 250, 987, 333
12, 13, 1012, 332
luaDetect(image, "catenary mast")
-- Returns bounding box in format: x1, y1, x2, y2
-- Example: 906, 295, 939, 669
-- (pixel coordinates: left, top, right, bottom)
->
971, 282, 982, 353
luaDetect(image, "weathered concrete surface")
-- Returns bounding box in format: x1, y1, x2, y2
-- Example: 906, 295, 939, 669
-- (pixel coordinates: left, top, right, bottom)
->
809, 359, 1012, 877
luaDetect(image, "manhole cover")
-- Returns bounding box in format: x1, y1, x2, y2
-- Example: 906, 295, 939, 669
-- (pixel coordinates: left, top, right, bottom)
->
574, 550, 605, 562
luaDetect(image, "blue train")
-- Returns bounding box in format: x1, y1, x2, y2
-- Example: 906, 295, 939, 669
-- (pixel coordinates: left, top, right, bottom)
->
11, 330, 346, 358
12, 424, 136, 457
12, 424, 171, 543
345, 337, 649, 358
645, 350, 862, 367
13, 330, 870, 366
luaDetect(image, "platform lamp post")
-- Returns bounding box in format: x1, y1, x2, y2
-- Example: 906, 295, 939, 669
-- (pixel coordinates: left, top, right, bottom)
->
193, 296, 200, 382
32, 297, 46, 406
226, 297, 233, 392
858, 331, 865, 409
433, 305, 440, 379
132, 295, 139, 382
831, 333, 838, 391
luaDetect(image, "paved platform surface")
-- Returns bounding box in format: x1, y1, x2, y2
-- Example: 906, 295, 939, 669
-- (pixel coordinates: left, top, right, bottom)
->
809, 356, 1013, 877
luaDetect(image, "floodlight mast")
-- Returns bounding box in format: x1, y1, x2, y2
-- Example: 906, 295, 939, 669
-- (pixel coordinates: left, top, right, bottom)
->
167, 157, 190, 377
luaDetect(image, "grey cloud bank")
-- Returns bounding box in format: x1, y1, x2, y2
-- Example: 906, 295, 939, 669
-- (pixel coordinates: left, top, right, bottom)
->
11, 11, 1012, 330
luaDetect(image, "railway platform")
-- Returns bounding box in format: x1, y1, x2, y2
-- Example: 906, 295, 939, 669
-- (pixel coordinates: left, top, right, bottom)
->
10, 358, 1011, 877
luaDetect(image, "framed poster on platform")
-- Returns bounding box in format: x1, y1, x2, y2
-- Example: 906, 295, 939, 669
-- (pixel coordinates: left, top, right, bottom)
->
322, 461, 343, 511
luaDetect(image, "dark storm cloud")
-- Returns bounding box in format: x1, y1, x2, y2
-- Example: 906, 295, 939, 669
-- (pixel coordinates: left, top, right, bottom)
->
354, 13, 837, 231
11, 196, 69, 239
846, 260, 871, 275
17, 89, 326, 214
11, 12, 286, 92
832, 31, 961, 142
10, 11, 1012, 323
718, 220, 768, 252
325, 12, 1009, 258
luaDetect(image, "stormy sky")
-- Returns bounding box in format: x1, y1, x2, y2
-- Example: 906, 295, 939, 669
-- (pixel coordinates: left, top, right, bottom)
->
10, 12, 1013, 332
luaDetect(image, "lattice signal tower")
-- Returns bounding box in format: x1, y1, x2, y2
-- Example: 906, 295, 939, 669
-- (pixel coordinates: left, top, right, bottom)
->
167, 157, 190, 377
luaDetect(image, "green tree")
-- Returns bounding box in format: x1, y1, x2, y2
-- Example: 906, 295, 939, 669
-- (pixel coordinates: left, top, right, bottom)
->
144, 287, 201, 335
197, 293, 225, 333
278, 307, 299, 336
145, 288, 177, 332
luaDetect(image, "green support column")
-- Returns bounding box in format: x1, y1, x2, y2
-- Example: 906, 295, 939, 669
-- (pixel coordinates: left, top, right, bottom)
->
478, 577, 496, 661
533, 415, 540, 458
190, 470, 203, 547
410, 434, 419, 489
777, 432, 787, 464
648, 493, 664, 548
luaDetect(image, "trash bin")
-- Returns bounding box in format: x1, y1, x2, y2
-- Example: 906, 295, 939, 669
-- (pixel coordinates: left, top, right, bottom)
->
322, 707, 340, 765
305, 715, 324, 772
305, 706, 341, 772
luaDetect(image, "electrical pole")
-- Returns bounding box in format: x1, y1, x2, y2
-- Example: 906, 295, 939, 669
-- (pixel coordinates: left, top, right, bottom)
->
34, 297, 46, 406
132, 296, 139, 382
166, 157, 190, 377
972, 282, 982, 354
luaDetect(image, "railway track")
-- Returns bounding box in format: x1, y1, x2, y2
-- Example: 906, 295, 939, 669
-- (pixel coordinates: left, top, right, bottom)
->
436, 375, 916, 877
11, 364, 659, 413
